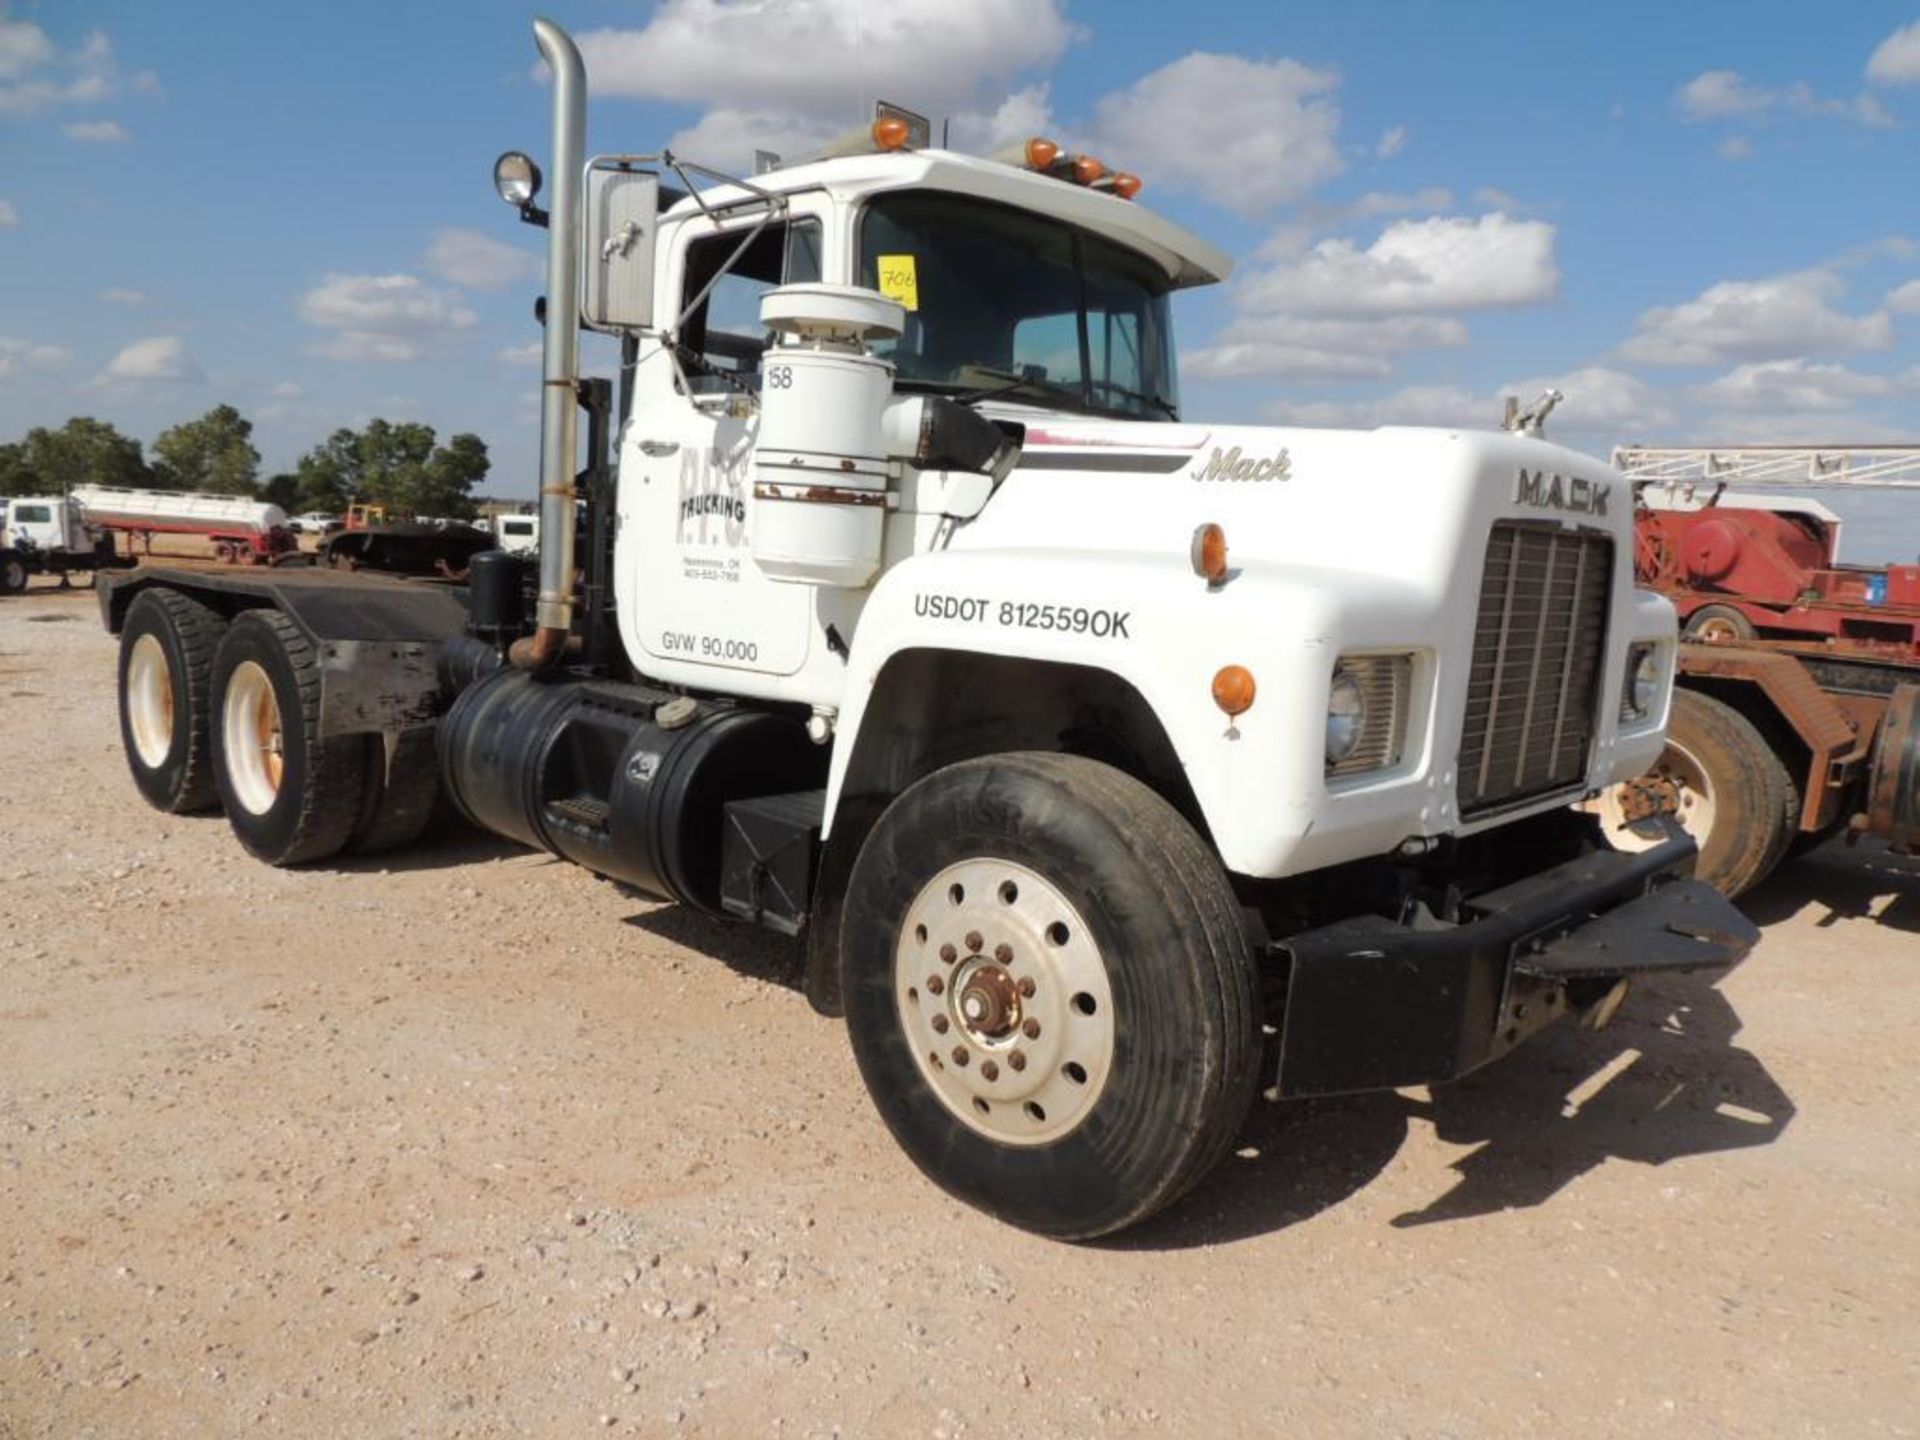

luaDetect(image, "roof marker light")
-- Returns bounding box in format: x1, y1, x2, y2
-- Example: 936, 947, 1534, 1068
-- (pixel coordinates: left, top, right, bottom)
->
1072, 154, 1105, 185
1111, 172, 1142, 200
1025, 136, 1060, 170
872, 116, 911, 151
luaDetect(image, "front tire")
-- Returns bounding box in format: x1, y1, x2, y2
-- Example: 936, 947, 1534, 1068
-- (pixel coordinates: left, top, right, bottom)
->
210, 610, 367, 865
117, 588, 227, 813
1, 552, 27, 595
841, 753, 1261, 1240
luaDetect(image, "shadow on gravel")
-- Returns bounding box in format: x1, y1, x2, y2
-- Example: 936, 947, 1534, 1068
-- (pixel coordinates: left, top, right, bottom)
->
1110, 973, 1793, 1249
323, 824, 528, 875
1740, 838, 1919, 934
621, 905, 806, 993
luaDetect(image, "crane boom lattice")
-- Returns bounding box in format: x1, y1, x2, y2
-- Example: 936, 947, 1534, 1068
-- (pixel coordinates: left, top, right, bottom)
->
1612, 445, 1920, 490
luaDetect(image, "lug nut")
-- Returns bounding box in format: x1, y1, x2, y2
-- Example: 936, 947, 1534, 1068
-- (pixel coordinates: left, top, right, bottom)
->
965, 931, 984, 953
1016, 977, 1036, 999
939, 943, 957, 964
951, 1047, 970, 1067
1022, 1018, 1041, 1040
927, 975, 945, 995
980, 1060, 1000, 1081
994, 943, 1013, 964
1007, 1050, 1027, 1072
931, 1014, 950, 1034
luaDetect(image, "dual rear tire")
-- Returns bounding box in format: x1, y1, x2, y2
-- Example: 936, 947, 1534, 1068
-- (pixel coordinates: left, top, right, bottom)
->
117, 595, 439, 863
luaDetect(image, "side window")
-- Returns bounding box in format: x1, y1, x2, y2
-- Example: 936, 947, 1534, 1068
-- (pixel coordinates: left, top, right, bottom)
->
14, 504, 52, 524
678, 219, 822, 393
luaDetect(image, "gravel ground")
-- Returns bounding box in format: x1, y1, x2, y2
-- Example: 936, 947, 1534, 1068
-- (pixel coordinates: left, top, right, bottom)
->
2, 579, 1915, 1439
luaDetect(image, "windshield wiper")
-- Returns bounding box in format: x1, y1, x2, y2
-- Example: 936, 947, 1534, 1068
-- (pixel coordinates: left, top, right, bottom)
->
1087, 379, 1179, 421
945, 366, 1094, 413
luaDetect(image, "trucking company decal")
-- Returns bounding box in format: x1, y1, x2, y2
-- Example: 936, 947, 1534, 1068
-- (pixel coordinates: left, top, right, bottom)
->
676, 445, 749, 584
1515, 468, 1610, 516
915, 592, 1132, 639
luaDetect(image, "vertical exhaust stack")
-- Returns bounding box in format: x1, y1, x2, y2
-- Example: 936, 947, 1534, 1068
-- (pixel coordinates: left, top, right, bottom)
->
512, 17, 586, 672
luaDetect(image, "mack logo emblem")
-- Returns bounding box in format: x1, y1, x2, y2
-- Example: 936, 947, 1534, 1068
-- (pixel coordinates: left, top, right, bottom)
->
1516, 468, 1609, 516
1195, 445, 1291, 482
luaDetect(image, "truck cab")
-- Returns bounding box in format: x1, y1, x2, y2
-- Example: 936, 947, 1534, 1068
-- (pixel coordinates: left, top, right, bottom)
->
98, 19, 1759, 1241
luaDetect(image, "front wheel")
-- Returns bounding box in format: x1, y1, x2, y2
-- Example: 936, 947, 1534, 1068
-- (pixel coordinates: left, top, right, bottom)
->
841, 753, 1261, 1240
1, 551, 27, 595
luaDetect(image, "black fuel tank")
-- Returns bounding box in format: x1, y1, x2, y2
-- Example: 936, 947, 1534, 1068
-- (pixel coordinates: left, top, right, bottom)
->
439, 669, 825, 914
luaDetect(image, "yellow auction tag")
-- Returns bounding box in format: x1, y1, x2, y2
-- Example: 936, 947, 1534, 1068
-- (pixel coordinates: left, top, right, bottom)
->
876, 254, 919, 311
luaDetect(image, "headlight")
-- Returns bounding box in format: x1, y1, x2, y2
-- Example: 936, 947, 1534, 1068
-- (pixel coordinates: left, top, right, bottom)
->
1325, 667, 1366, 766
1623, 643, 1660, 720
493, 151, 543, 207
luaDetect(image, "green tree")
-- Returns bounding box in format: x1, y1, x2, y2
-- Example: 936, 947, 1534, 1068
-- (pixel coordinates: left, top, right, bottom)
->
354, 419, 438, 511
260, 472, 301, 511
291, 428, 360, 514
151, 404, 261, 495
418, 432, 488, 520
0, 442, 30, 498
8, 417, 151, 494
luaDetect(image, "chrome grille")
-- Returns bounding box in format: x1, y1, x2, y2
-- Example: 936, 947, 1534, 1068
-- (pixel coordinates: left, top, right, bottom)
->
1328, 654, 1410, 779
1458, 522, 1612, 816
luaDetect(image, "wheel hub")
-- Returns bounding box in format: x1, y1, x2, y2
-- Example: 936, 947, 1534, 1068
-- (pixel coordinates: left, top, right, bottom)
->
895, 858, 1114, 1146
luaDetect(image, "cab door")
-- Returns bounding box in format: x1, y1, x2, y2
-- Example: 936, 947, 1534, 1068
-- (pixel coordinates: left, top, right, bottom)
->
623, 204, 828, 679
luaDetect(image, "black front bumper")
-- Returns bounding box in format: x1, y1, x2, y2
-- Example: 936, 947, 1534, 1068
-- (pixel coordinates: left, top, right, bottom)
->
1272, 834, 1758, 1097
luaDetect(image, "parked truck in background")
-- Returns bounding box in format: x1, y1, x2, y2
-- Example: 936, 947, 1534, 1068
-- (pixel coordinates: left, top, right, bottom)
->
2, 494, 127, 593
92, 19, 1755, 1239
1589, 445, 1920, 895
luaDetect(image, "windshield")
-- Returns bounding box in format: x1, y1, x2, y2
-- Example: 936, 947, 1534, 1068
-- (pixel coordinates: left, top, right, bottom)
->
860, 191, 1179, 421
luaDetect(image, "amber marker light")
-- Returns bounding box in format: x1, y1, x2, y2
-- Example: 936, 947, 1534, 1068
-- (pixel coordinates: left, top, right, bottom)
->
1190, 521, 1229, 586
1025, 136, 1060, 170
873, 116, 911, 151
1212, 665, 1257, 719
1072, 154, 1106, 185
1111, 172, 1142, 200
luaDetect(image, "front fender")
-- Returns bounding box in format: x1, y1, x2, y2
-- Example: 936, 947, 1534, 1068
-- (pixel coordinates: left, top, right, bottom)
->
823, 548, 1436, 877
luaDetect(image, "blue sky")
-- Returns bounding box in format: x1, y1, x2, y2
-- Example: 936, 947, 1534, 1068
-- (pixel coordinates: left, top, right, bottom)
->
3, 1, 1919, 549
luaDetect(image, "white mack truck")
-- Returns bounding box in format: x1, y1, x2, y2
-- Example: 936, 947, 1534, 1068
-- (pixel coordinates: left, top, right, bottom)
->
97, 19, 1756, 1239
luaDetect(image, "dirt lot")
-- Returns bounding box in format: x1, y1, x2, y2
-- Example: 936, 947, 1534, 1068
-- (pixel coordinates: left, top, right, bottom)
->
2, 579, 1915, 1439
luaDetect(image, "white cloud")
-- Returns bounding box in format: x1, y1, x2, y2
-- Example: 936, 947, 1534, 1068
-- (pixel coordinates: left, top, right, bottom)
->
100, 287, 146, 305
1375, 124, 1407, 159
1676, 68, 1893, 129
1678, 70, 1774, 119
1240, 212, 1559, 317
0, 18, 53, 79
496, 342, 543, 367
1867, 20, 1920, 85
298, 272, 476, 363
0, 25, 148, 117
0, 198, 16, 229
572, 0, 1072, 168
1718, 135, 1754, 160
1695, 358, 1900, 412
946, 84, 1053, 155
425, 228, 540, 292
1503, 365, 1677, 434
0, 336, 68, 378
1184, 315, 1468, 381
1620, 268, 1893, 366
98, 335, 202, 384
1890, 278, 1920, 312
1265, 384, 1484, 430
1087, 52, 1343, 215
1261, 366, 1675, 440
63, 118, 127, 142
270, 381, 303, 398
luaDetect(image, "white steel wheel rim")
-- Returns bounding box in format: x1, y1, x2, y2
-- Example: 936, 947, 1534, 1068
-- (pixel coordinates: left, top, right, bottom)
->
3, 557, 24, 589
126, 633, 175, 768
1595, 738, 1717, 854
222, 660, 285, 816
895, 858, 1115, 1147
1692, 615, 1743, 643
